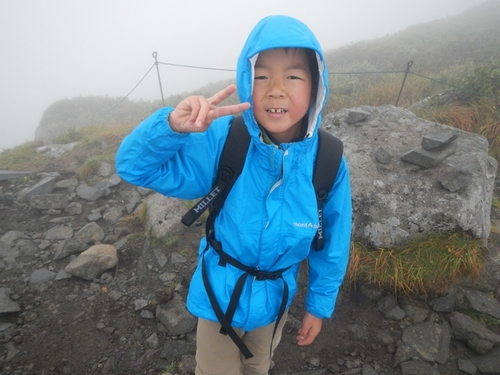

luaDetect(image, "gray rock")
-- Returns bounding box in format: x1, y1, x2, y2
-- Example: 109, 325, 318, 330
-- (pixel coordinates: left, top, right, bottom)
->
145, 332, 160, 349
458, 359, 477, 375
395, 321, 451, 365
74, 222, 105, 244
359, 284, 385, 301
470, 346, 500, 374
324, 105, 496, 248
64, 201, 83, 215
293, 371, 328, 375
35, 142, 78, 158
178, 354, 197, 375
377, 295, 406, 321
53, 238, 89, 260
468, 338, 494, 355
113, 236, 128, 251
54, 178, 79, 189
430, 292, 456, 312
30, 194, 69, 210
119, 189, 142, 214
421, 132, 457, 151
460, 287, 500, 320
400, 360, 440, 375
137, 186, 153, 196
0, 170, 32, 181
346, 109, 371, 124
45, 226, 74, 240
449, 312, 500, 353
0, 322, 13, 332
0, 288, 20, 313
140, 310, 154, 319
401, 304, 429, 323
375, 147, 392, 164
55, 269, 73, 280
87, 212, 102, 221
76, 184, 104, 201
134, 299, 148, 311
171, 252, 187, 264
361, 364, 378, 375
6, 342, 20, 361
156, 299, 197, 336
0, 230, 29, 245
437, 162, 472, 192
376, 330, 395, 345
103, 206, 124, 225
18, 176, 57, 202
65, 244, 118, 280
154, 248, 168, 267
146, 193, 188, 239
401, 141, 457, 169
0, 231, 36, 260
95, 173, 122, 191
29, 268, 56, 284
348, 324, 368, 340
98, 162, 114, 177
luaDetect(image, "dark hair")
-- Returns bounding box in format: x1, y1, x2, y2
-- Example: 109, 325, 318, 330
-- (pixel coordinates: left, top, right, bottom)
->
304, 49, 319, 100
281, 47, 319, 99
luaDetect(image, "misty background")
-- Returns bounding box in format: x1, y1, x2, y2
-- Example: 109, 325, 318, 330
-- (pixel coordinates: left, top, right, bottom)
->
0, 0, 489, 151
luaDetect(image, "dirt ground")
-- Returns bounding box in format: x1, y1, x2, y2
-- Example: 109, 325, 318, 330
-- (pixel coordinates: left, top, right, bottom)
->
1, 173, 499, 375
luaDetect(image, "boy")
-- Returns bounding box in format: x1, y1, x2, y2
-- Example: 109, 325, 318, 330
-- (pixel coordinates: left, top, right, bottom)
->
116, 15, 351, 375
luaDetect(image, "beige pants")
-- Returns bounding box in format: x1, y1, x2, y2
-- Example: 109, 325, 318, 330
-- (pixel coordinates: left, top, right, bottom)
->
195, 311, 288, 375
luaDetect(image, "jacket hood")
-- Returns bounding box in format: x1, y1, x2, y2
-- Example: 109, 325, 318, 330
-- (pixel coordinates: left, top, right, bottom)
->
236, 15, 329, 141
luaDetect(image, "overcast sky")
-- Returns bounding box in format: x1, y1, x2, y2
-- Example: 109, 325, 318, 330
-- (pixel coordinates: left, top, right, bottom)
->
0, 0, 489, 151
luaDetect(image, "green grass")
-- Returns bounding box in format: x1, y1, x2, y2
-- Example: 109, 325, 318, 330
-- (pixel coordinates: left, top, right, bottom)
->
346, 232, 484, 297
0, 141, 48, 171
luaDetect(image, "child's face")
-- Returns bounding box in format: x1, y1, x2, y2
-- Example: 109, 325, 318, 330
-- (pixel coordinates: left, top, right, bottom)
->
252, 48, 313, 143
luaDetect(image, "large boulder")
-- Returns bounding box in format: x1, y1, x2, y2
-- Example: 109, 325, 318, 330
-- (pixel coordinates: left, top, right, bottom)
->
324, 105, 497, 248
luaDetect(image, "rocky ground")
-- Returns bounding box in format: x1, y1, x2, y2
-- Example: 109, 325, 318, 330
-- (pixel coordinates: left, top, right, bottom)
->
1, 149, 500, 375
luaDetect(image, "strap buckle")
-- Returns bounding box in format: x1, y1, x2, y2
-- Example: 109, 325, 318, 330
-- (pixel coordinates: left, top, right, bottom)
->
251, 269, 282, 281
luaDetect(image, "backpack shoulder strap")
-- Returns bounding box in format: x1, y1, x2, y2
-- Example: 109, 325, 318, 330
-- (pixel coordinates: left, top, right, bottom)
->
313, 128, 344, 250
181, 116, 250, 226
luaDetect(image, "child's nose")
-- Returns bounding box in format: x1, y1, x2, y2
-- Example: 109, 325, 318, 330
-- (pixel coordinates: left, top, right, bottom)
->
267, 79, 285, 97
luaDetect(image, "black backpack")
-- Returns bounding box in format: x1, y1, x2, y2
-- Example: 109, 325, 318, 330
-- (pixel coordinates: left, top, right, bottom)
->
181, 115, 343, 359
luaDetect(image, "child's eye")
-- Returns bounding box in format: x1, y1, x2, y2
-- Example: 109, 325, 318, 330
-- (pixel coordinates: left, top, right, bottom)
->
288, 75, 302, 80
254, 76, 267, 80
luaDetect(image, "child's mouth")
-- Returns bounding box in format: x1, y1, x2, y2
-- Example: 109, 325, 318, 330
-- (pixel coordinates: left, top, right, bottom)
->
267, 108, 287, 114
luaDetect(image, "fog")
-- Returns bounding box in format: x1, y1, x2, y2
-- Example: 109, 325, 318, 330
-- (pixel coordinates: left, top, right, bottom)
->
0, 0, 488, 151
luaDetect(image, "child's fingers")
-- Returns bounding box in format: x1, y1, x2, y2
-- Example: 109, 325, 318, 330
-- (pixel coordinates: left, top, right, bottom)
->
181, 96, 213, 128
208, 84, 238, 106
170, 85, 248, 132
213, 102, 251, 118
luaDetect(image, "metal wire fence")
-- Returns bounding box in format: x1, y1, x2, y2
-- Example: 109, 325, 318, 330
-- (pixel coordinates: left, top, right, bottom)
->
111, 52, 499, 112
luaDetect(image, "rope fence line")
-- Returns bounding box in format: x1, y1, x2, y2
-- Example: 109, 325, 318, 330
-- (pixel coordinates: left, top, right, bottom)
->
110, 52, 499, 112
106, 62, 156, 114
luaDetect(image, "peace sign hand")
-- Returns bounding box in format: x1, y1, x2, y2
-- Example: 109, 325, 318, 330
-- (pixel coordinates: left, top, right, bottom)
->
168, 84, 250, 133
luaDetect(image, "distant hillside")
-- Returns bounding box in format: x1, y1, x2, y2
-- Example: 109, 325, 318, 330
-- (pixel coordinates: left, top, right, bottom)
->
34, 96, 165, 143
34, 79, 239, 144
324, 0, 500, 73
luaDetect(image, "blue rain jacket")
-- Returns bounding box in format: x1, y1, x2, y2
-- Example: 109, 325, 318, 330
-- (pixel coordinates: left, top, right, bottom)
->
116, 15, 352, 331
